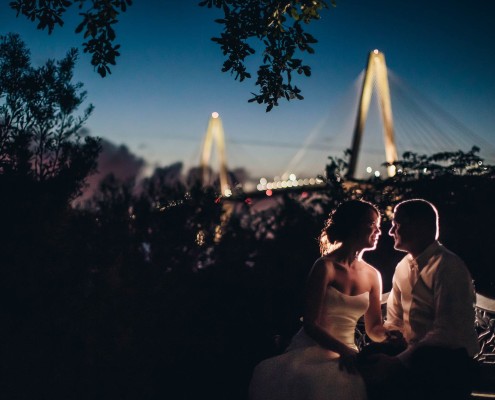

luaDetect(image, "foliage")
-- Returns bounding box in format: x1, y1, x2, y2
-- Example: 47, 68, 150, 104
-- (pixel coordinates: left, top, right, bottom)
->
0, 32, 100, 200
0, 33, 103, 400
9, 0, 333, 111
199, 0, 332, 111
386, 146, 493, 179
9, 0, 132, 77
1, 33, 100, 343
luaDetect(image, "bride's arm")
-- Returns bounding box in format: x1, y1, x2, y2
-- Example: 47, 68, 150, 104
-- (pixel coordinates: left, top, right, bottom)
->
364, 267, 388, 342
302, 258, 357, 358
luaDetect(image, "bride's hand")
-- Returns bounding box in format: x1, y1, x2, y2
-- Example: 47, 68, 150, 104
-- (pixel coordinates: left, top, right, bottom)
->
338, 350, 359, 374
384, 330, 407, 348
384, 329, 403, 341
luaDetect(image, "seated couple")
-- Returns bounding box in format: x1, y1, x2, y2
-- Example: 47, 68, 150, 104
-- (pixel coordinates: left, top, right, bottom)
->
249, 199, 479, 400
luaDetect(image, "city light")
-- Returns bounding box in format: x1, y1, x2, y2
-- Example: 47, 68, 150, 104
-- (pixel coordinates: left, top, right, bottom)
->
388, 165, 397, 177
253, 175, 326, 192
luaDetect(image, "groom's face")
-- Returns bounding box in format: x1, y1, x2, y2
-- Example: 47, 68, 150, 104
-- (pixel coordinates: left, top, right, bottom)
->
389, 210, 414, 253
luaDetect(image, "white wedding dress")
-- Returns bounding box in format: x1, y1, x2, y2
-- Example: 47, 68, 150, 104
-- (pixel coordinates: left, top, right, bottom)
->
249, 286, 369, 400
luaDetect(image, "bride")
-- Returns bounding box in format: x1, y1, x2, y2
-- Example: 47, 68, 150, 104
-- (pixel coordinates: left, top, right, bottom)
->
249, 200, 390, 400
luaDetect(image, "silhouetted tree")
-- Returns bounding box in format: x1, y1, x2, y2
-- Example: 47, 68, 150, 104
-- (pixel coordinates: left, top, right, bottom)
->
1, 33, 101, 399
200, 0, 332, 110
1, 33, 101, 277
9, 1, 333, 110
9, 0, 132, 77
0, 33, 100, 203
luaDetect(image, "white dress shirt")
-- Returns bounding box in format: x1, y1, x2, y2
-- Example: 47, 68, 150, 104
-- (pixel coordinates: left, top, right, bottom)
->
385, 241, 479, 363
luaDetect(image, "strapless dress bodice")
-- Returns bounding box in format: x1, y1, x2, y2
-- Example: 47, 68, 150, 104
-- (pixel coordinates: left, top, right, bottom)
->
288, 285, 369, 351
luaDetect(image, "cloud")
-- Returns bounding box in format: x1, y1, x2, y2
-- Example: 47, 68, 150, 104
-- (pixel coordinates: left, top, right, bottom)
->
73, 138, 146, 206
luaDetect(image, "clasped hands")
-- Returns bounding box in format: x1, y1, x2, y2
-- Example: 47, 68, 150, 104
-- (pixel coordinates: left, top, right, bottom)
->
354, 330, 407, 383
338, 330, 406, 376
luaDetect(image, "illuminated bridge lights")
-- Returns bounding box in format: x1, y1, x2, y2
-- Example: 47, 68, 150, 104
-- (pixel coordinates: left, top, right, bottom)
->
255, 175, 325, 192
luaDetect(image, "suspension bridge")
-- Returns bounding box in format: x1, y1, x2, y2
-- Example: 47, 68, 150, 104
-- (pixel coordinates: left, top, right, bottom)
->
197, 50, 495, 197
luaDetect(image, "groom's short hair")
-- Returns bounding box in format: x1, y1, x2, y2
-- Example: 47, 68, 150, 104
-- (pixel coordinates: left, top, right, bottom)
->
395, 199, 439, 239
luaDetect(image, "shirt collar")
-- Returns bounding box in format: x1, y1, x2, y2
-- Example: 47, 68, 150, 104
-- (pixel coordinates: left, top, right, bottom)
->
407, 241, 441, 271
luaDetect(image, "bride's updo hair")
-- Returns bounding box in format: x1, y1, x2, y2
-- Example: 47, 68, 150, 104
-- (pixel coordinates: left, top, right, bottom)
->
320, 199, 379, 255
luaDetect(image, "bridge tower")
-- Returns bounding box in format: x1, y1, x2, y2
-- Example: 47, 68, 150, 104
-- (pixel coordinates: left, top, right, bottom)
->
348, 50, 398, 179
200, 112, 231, 196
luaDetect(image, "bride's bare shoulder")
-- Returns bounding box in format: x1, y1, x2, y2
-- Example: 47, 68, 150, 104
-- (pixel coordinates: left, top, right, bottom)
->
357, 259, 382, 281
356, 257, 374, 270
310, 256, 337, 275
317, 254, 339, 267
312, 255, 334, 271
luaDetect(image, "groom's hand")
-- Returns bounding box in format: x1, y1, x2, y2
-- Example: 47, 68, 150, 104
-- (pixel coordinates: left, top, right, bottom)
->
356, 354, 403, 385
384, 329, 404, 342
338, 351, 359, 374
384, 330, 408, 351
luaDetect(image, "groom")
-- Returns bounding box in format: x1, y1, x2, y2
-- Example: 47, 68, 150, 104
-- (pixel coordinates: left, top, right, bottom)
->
365, 199, 479, 400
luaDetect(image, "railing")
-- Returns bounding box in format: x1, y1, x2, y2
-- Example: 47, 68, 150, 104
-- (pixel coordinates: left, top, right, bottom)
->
474, 293, 495, 365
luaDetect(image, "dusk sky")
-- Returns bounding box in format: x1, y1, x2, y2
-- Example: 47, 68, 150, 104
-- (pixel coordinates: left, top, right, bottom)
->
1, 0, 494, 181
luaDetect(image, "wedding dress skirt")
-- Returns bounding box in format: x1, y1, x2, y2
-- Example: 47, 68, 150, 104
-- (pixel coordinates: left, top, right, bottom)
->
249, 286, 369, 400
